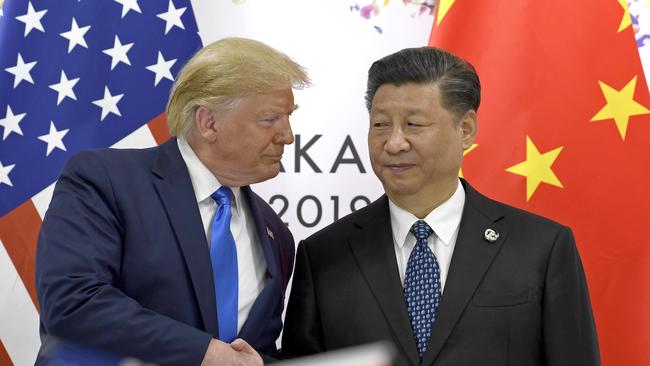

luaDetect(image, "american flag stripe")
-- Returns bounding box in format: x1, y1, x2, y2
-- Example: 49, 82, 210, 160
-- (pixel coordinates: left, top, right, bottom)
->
0, 341, 12, 366
0, 238, 40, 366
0, 199, 40, 308
31, 183, 55, 220
147, 113, 172, 145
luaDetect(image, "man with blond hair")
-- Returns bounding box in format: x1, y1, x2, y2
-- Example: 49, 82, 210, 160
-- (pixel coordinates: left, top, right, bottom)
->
36, 38, 309, 366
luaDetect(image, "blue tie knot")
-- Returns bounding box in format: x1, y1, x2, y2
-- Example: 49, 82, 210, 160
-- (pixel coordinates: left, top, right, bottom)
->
212, 186, 233, 207
410, 220, 433, 241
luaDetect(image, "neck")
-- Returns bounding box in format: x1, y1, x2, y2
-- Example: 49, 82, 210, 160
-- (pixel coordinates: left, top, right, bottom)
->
388, 179, 458, 219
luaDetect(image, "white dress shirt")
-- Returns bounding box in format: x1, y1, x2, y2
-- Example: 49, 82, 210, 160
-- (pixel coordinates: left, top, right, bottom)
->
389, 180, 465, 293
178, 138, 267, 333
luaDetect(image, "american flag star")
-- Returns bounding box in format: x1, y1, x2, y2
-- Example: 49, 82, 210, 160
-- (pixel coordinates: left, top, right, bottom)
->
15, 1, 47, 36
59, 17, 91, 53
4, 53, 36, 88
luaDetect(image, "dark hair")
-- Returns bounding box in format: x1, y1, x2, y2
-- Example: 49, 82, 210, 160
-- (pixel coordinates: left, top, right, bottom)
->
365, 47, 480, 116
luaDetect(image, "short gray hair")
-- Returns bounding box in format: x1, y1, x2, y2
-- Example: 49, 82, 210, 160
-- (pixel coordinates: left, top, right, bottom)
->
365, 46, 480, 117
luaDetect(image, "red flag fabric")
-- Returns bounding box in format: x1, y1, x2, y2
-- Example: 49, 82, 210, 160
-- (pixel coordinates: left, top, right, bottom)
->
430, 1, 650, 365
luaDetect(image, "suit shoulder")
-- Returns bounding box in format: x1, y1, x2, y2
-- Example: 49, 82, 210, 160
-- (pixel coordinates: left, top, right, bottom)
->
495, 200, 565, 230
467, 187, 569, 241
66, 145, 159, 169
61, 145, 162, 184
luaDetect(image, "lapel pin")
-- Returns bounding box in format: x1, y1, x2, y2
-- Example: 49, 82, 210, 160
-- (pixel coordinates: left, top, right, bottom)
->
484, 228, 499, 243
266, 227, 275, 240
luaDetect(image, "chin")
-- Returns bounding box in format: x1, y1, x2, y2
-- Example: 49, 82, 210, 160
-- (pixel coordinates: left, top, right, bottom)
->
382, 181, 420, 197
380, 174, 416, 189
252, 166, 281, 184
268, 163, 281, 177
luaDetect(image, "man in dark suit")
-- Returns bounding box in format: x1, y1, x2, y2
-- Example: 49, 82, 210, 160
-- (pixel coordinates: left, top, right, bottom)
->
36, 38, 310, 366
282, 47, 600, 366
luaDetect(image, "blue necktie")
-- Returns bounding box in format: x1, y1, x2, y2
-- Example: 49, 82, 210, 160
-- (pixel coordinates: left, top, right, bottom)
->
404, 220, 441, 358
210, 186, 238, 342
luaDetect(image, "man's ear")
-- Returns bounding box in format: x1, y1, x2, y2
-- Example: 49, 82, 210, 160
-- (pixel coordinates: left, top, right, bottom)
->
194, 106, 218, 142
460, 110, 478, 149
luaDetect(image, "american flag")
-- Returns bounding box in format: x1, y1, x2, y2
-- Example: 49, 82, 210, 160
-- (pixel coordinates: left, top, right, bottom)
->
0, 1, 202, 364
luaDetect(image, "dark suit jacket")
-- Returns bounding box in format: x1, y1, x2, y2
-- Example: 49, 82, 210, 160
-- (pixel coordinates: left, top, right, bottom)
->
36, 138, 294, 366
282, 179, 599, 366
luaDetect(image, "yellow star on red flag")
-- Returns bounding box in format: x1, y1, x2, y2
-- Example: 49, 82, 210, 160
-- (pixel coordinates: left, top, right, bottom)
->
617, 0, 632, 32
436, 0, 456, 25
591, 76, 650, 140
505, 136, 563, 201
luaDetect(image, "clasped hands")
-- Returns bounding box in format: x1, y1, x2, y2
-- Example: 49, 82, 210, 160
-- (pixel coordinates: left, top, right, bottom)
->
202, 338, 263, 366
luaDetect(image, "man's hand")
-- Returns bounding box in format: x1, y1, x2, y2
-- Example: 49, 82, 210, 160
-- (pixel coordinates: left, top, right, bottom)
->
230, 338, 264, 364
202, 338, 263, 366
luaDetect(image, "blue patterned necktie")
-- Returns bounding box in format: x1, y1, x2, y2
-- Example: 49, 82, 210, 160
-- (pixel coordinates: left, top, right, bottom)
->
404, 220, 442, 358
210, 186, 238, 342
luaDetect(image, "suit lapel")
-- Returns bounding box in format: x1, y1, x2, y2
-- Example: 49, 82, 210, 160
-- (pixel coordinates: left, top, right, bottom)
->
151, 138, 218, 336
422, 180, 509, 365
237, 187, 281, 341
348, 196, 420, 366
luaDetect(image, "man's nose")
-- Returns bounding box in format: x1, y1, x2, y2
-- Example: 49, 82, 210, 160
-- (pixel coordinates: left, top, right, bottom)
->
385, 127, 409, 154
275, 116, 294, 145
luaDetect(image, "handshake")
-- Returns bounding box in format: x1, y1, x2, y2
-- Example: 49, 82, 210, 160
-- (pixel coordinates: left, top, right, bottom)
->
202, 338, 263, 366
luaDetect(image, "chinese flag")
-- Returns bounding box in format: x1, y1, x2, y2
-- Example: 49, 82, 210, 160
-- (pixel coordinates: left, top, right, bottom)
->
430, 1, 650, 365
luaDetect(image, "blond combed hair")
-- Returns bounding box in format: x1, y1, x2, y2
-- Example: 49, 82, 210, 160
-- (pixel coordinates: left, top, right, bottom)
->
166, 37, 310, 137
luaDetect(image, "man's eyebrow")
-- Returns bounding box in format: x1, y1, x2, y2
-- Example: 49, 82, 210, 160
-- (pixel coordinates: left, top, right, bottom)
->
256, 104, 299, 116
371, 107, 427, 115
403, 108, 428, 115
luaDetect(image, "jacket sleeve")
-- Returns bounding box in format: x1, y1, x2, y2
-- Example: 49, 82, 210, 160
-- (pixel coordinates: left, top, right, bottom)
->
280, 240, 326, 358
36, 153, 212, 366
542, 226, 601, 366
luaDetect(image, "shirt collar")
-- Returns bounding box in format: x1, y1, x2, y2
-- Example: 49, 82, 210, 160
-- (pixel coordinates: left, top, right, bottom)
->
177, 138, 242, 213
389, 179, 466, 248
